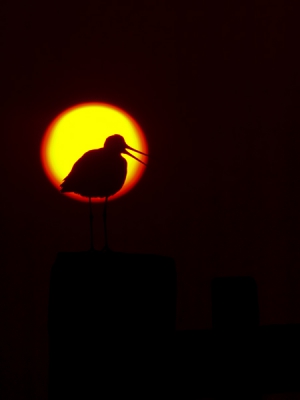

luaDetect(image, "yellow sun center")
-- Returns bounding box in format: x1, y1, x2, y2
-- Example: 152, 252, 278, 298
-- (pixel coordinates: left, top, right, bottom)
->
41, 103, 148, 202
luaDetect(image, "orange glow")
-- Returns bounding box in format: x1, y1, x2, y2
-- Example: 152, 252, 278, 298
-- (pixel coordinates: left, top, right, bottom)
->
41, 103, 148, 202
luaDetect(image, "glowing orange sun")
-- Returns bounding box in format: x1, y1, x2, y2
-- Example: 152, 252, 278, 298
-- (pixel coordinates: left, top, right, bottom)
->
41, 103, 148, 202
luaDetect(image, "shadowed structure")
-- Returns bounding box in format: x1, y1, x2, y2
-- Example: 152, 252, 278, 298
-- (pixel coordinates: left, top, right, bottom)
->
49, 266, 300, 398
48, 251, 176, 398
60, 134, 148, 250
211, 277, 260, 399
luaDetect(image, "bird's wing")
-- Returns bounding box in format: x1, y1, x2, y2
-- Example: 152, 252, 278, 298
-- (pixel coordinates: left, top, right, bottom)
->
60, 149, 127, 198
60, 149, 103, 190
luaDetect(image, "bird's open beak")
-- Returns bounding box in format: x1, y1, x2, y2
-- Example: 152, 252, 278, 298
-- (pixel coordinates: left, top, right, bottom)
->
123, 145, 148, 166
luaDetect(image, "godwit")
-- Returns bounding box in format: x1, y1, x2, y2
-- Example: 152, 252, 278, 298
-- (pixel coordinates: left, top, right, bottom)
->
61, 134, 148, 250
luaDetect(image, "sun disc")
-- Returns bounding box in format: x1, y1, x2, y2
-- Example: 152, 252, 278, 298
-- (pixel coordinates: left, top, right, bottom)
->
41, 103, 148, 202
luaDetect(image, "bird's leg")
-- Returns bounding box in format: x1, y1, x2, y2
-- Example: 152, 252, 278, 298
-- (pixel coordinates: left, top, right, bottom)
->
103, 196, 109, 251
89, 197, 94, 251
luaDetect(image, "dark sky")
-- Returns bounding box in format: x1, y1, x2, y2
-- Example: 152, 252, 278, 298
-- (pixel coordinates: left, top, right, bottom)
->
1, 0, 300, 398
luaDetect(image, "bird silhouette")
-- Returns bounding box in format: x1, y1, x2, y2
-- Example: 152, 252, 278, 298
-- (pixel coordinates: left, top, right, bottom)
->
60, 134, 148, 251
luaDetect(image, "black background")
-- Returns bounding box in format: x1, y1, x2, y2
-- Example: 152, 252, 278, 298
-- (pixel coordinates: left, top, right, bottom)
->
1, 1, 300, 398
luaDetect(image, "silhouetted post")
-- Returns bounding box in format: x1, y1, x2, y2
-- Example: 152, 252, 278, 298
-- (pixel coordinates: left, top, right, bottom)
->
88, 197, 94, 250
48, 251, 176, 398
211, 277, 261, 399
103, 196, 108, 249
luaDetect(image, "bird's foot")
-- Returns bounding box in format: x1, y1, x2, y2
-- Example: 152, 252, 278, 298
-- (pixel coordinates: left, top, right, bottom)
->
101, 245, 112, 253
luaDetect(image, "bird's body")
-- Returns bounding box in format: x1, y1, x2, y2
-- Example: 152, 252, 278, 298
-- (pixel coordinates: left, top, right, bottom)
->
60, 147, 127, 198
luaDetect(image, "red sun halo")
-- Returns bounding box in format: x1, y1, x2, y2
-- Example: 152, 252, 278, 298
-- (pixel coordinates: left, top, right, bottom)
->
41, 103, 148, 202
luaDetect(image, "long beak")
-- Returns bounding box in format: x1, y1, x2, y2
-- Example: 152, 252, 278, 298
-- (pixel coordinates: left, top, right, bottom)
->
122, 150, 147, 165
123, 145, 149, 166
126, 145, 149, 157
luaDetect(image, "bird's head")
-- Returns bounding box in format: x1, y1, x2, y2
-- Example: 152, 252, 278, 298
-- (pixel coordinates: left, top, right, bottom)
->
104, 134, 148, 165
